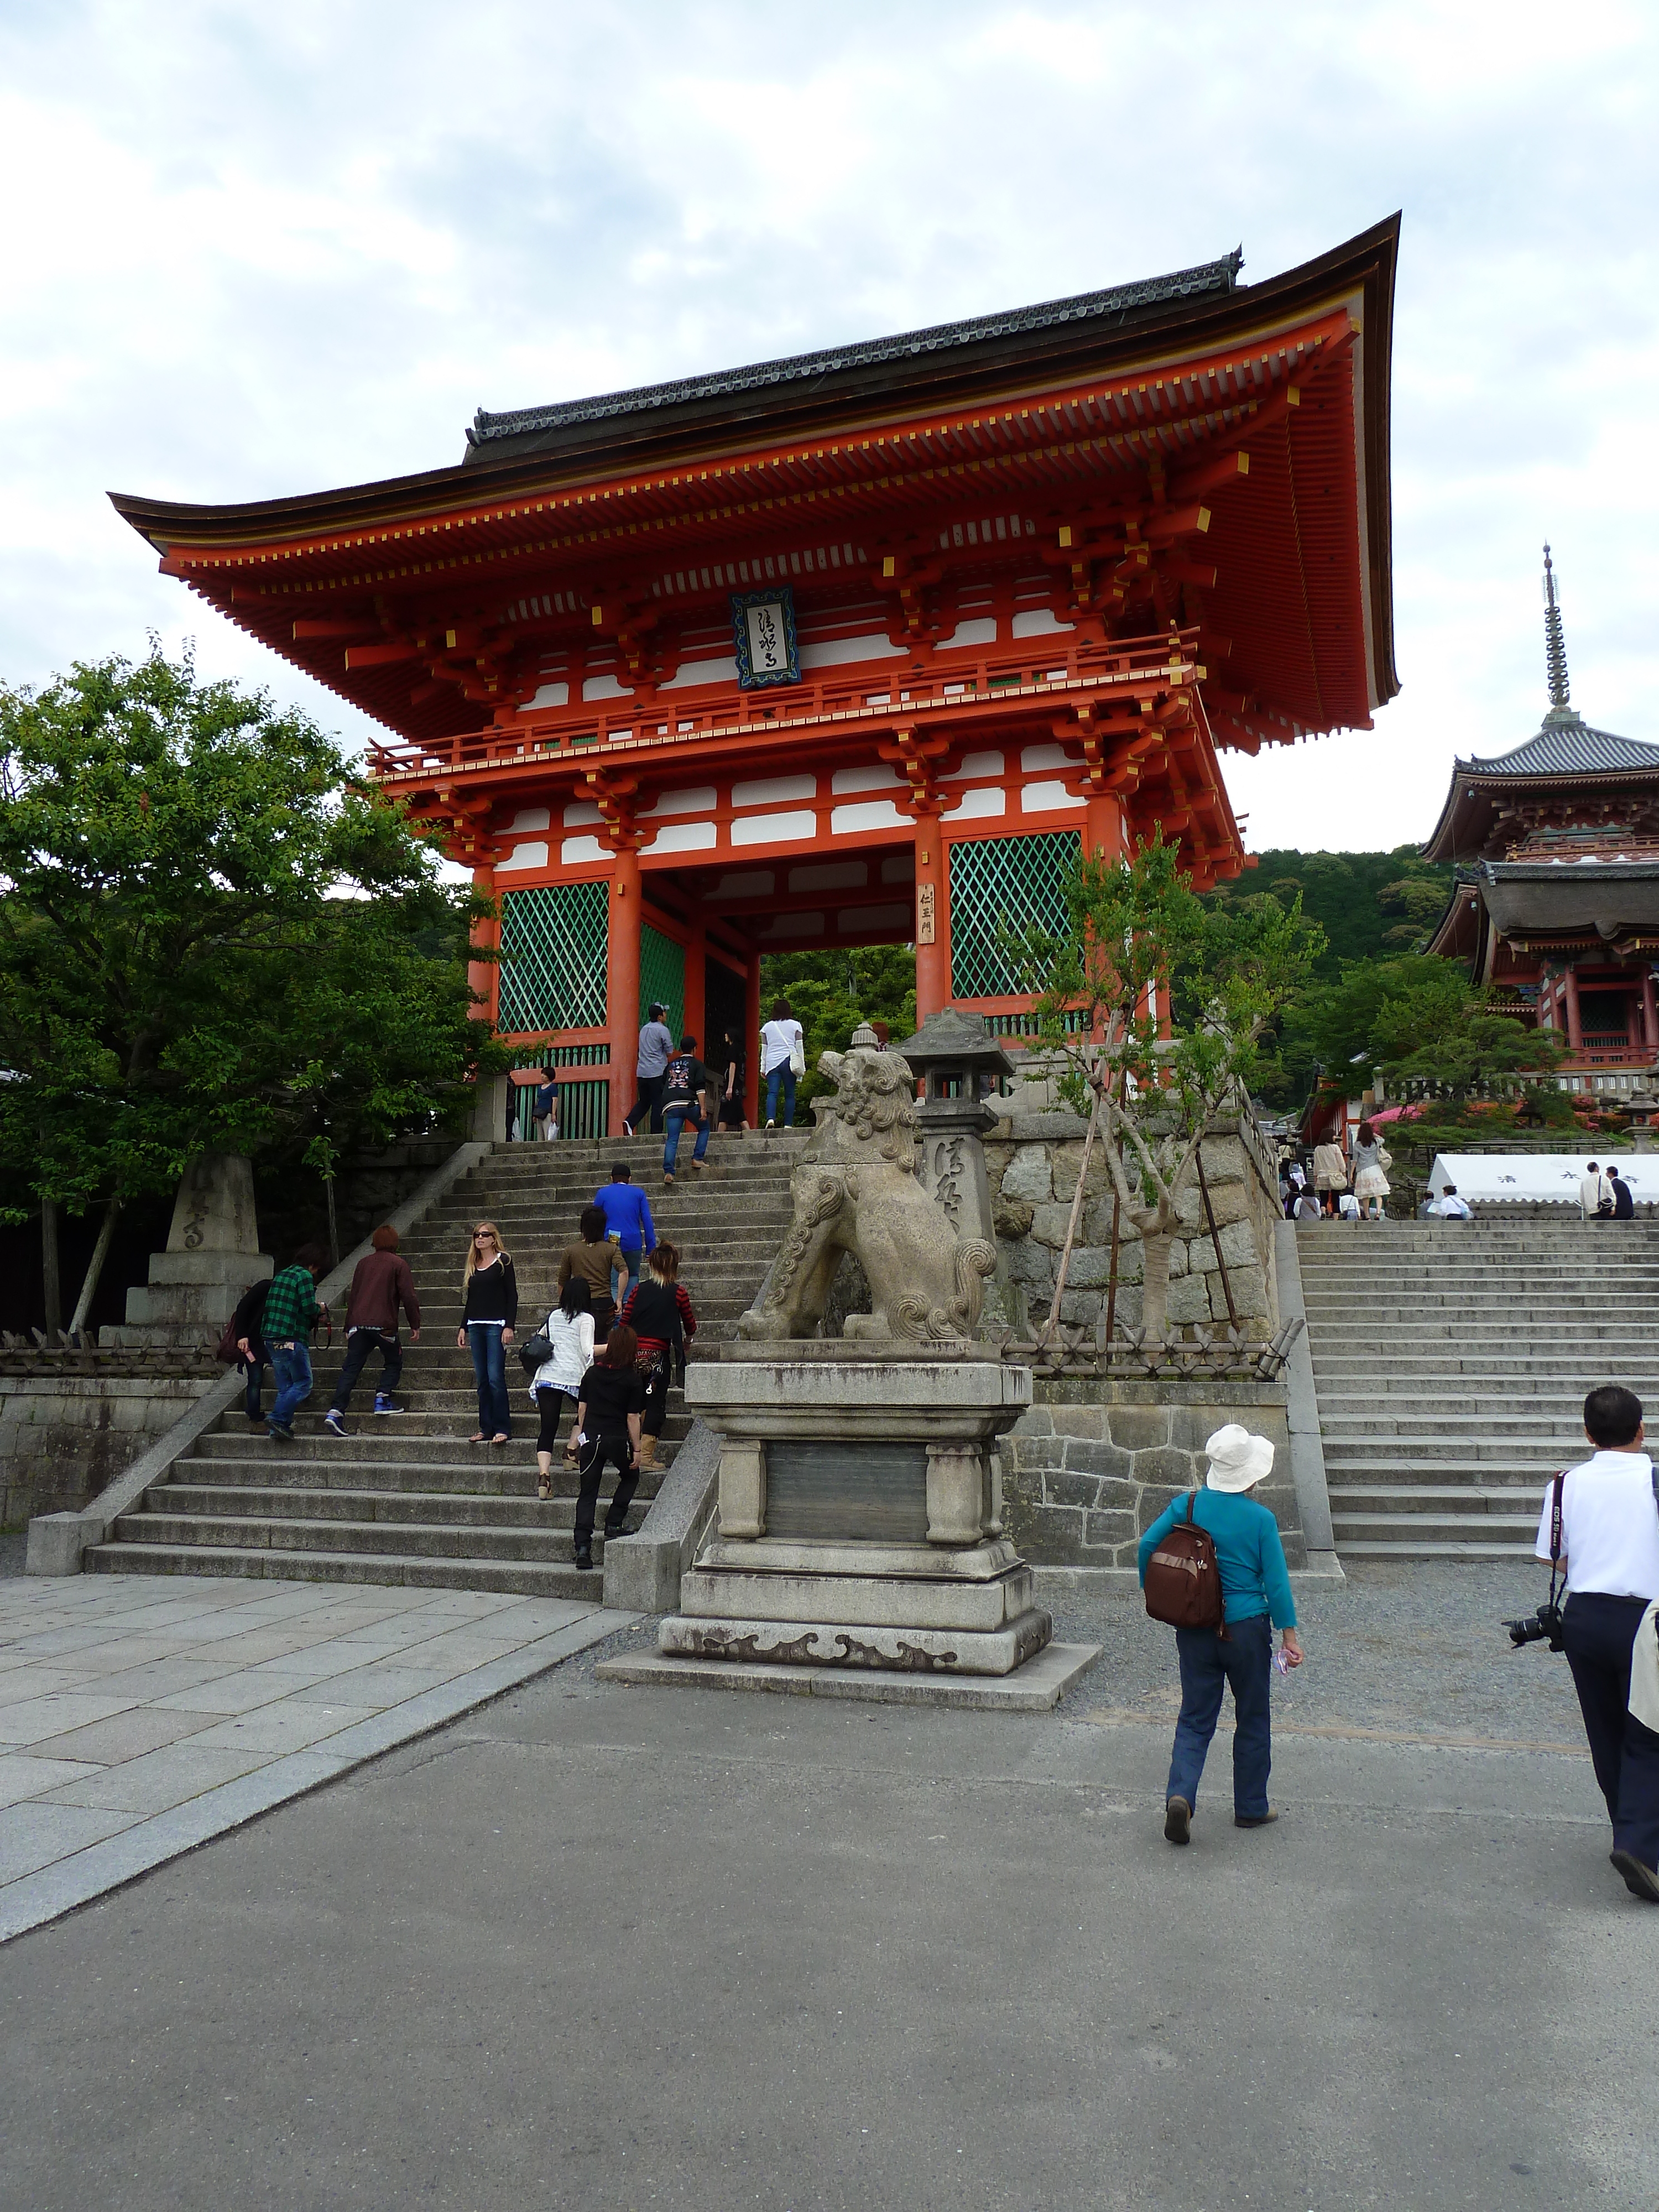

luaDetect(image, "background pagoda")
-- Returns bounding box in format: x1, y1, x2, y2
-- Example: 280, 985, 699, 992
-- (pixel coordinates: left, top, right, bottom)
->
1423, 548, 1659, 1091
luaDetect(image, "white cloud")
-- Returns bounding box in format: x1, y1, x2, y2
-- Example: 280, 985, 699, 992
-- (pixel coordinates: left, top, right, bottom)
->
1, 0, 1655, 851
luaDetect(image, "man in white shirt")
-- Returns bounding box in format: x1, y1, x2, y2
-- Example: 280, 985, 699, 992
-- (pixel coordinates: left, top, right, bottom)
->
1535, 1384, 1659, 1901
1580, 1161, 1613, 1220
1428, 1185, 1473, 1220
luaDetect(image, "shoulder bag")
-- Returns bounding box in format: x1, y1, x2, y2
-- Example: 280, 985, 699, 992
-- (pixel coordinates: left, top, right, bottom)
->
1144, 1492, 1229, 1638
788, 1024, 806, 1077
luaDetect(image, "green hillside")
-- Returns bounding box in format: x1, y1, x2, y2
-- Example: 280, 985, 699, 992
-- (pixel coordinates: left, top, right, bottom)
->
1203, 846, 1454, 975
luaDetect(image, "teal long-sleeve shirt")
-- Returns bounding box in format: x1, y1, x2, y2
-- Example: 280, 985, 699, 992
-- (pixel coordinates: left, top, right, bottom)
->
1136, 1488, 1297, 1629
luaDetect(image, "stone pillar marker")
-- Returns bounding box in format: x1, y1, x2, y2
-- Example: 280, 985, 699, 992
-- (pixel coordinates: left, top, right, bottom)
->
109, 1154, 273, 1349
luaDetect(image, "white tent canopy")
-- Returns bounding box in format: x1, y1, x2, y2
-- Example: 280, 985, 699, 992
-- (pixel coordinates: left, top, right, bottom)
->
1426, 1153, 1647, 1206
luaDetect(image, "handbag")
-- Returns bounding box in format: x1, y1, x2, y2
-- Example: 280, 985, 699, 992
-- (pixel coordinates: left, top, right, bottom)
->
787, 1026, 806, 1078
517, 1318, 554, 1375
1377, 1146, 1393, 1170
1143, 1493, 1229, 1638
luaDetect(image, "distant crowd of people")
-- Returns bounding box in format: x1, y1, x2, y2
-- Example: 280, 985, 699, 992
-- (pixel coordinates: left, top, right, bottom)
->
517, 999, 810, 1164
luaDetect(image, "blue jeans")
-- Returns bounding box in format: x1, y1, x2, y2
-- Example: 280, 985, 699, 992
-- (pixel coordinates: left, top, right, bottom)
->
1166, 1613, 1273, 1819
610, 1247, 641, 1305
269, 1340, 313, 1431
330, 1328, 404, 1413
664, 1107, 709, 1175
765, 1066, 797, 1125
468, 1323, 512, 1436
241, 1339, 266, 1419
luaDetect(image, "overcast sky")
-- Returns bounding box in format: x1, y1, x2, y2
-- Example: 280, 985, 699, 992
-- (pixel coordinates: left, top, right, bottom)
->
2, 0, 1654, 856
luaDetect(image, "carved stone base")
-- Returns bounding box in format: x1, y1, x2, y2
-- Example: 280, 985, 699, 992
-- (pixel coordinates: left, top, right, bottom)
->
678, 1559, 1036, 1633
658, 1606, 1052, 1677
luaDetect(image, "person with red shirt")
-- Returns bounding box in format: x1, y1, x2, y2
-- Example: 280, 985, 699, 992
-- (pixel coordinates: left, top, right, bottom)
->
619, 1239, 697, 1471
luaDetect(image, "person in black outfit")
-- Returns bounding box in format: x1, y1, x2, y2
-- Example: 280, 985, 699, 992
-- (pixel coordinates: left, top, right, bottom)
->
231, 1276, 272, 1424
571, 1322, 645, 1571
455, 1222, 518, 1443
1611, 1170, 1637, 1220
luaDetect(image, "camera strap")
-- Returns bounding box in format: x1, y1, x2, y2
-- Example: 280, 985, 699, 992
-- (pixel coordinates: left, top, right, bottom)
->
1548, 1471, 1567, 1616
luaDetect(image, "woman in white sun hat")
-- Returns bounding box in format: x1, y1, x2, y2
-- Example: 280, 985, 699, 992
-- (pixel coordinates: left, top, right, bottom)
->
1138, 1425, 1303, 1846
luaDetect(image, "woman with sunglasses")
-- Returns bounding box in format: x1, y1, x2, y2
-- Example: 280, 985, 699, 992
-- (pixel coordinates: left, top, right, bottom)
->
456, 1222, 518, 1444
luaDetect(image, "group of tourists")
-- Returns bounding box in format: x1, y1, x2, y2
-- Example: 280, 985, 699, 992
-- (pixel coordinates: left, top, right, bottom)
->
228, 1155, 701, 1567
620, 999, 807, 1162
1279, 1120, 1395, 1222
1145, 1387, 1659, 1907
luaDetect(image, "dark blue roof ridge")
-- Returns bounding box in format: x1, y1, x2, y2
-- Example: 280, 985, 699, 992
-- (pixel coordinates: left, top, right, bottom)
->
466, 250, 1244, 444
1457, 714, 1659, 780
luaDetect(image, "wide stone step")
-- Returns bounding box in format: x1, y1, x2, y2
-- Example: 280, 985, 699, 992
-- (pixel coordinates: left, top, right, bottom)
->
84, 1541, 606, 1598
1318, 1416, 1609, 1438
190, 1430, 680, 1469
171, 1452, 670, 1499
112, 1511, 597, 1564
149, 1481, 606, 1524
1333, 1538, 1541, 1557
1317, 1454, 1572, 1481
1328, 1483, 1545, 1515
1329, 1510, 1540, 1541
1319, 1434, 1589, 1463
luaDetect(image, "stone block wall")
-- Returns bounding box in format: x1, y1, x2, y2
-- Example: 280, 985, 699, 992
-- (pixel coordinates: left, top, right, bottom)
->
1000, 1379, 1303, 1572
983, 1113, 1283, 1342
0, 1375, 213, 1527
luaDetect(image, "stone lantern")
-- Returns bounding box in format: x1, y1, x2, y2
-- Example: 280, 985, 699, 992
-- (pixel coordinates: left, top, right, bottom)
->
891, 1008, 1016, 1247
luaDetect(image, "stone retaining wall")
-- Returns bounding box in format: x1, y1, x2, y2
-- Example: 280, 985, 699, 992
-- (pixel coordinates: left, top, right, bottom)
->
1, 1375, 216, 1528
1000, 1378, 1303, 1572
984, 1114, 1284, 1342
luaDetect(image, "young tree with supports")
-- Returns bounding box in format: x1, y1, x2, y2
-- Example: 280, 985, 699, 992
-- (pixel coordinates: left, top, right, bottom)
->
0, 647, 505, 1332
1013, 838, 1323, 1343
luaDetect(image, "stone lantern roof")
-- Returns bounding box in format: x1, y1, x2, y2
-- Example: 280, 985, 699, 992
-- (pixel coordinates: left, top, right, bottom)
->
894, 1008, 1016, 1095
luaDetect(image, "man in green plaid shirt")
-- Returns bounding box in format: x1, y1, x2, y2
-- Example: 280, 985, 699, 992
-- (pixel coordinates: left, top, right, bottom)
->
262, 1243, 330, 1442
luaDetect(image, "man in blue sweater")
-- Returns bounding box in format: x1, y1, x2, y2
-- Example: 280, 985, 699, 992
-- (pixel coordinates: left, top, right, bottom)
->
1138, 1425, 1303, 1844
593, 1164, 657, 1304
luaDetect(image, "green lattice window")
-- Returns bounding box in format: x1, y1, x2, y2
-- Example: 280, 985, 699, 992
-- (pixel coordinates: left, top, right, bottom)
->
640, 924, 685, 1036
948, 831, 1080, 1000
498, 881, 608, 1033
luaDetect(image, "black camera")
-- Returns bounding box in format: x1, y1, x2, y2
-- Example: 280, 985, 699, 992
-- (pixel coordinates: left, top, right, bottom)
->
1505, 1601, 1566, 1652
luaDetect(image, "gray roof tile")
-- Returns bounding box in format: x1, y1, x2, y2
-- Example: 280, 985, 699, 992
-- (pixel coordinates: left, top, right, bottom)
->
467, 253, 1243, 444
1463, 708, 1659, 779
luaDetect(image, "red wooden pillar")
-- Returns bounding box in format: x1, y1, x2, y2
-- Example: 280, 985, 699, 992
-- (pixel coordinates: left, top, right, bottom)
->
684, 917, 707, 1052
744, 944, 763, 1128
1643, 971, 1658, 1055
1084, 791, 1125, 864
467, 862, 500, 1027
1564, 964, 1583, 1055
914, 809, 950, 1022
607, 847, 642, 1131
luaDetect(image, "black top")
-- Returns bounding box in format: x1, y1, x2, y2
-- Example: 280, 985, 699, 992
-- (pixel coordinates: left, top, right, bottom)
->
232, 1279, 269, 1344
1613, 1177, 1636, 1219
661, 1051, 716, 1110
462, 1256, 519, 1326
578, 1363, 645, 1436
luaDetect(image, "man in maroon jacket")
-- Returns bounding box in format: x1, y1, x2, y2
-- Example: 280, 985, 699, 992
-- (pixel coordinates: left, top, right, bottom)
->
324, 1225, 422, 1437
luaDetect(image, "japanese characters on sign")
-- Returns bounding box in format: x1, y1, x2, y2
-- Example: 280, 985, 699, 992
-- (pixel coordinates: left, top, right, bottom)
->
731, 586, 800, 690
916, 882, 937, 946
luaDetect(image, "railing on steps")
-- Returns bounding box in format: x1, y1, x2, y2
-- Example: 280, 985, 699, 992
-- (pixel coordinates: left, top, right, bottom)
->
993, 1314, 1305, 1383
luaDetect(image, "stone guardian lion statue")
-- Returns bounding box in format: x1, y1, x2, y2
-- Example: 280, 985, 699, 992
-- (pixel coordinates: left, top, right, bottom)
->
738, 1044, 998, 1343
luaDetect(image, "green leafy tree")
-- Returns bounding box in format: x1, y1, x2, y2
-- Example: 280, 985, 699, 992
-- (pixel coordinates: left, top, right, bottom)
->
0, 646, 504, 1326
759, 946, 917, 1105
1012, 840, 1324, 1342
1368, 972, 1565, 1101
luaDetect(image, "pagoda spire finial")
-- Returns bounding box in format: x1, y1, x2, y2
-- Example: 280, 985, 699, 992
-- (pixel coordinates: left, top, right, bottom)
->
1542, 542, 1571, 709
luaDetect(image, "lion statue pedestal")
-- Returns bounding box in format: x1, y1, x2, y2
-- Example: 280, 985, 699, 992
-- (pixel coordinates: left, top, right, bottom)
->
647, 1042, 1090, 1693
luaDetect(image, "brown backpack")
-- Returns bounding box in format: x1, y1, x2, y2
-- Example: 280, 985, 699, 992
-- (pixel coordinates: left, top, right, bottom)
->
1144, 1492, 1228, 1637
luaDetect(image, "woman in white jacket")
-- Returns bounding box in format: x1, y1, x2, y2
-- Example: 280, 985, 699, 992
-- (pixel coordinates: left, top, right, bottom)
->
531, 1278, 596, 1500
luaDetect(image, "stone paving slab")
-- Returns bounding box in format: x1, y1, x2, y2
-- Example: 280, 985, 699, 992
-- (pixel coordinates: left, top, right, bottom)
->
0, 1573, 634, 1942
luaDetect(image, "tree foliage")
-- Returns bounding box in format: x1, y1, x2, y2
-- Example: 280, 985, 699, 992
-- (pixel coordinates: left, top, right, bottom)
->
758, 946, 917, 1104
1204, 845, 1453, 974
1010, 838, 1323, 1338
0, 647, 503, 1229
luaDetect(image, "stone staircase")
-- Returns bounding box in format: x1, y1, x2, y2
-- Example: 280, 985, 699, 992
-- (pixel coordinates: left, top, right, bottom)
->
85, 1131, 807, 1597
1297, 1219, 1659, 1558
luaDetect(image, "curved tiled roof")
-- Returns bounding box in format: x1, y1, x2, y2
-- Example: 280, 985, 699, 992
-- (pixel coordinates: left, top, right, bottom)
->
1461, 707, 1659, 779
467, 252, 1243, 444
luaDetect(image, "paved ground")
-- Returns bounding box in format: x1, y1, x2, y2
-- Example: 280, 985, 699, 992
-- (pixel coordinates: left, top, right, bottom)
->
1, 1559, 1652, 2210
0, 1573, 630, 1939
